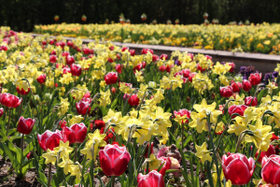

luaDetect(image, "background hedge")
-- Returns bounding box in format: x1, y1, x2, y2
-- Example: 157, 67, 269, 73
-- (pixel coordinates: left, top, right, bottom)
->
0, 0, 280, 31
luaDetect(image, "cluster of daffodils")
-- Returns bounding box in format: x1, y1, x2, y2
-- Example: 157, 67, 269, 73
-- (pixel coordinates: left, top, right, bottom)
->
1, 28, 280, 186
34, 23, 280, 54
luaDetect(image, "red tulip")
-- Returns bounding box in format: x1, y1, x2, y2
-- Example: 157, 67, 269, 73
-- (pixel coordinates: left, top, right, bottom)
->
66, 55, 75, 65
242, 80, 252, 92
111, 87, 116, 94
49, 55, 57, 63
144, 142, 154, 158
220, 86, 233, 98
0, 108, 3, 117
109, 46, 114, 51
83, 92, 91, 99
231, 81, 242, 92
49, 40, 55, 45
128, 94, 140, 106
134, 64, 143, 72
50, 50, 56, 55
59, 120, 67, 129
16, 87, 30, 95
103, 127, 116, 143
76, 98, 91, 115
108, 57, 114, 63
99, 144, 131, 176
121, 47, 128, 52
197, 64, 206, 72
67, 41, 73, 47
244, 96, 258, 106
137, 170, 164, 187
173, 109, 191, 124
82, 48, 93, 55
159, 156, 179, 176
115, 64, 123, 74
181, 69, 190, 78
188, 73, 195, 82
0, 45, 8, 51
255, 145, 277, 163
104, 72, 118, 85
228, 105, 247, 118
141, 48, 153, 55
206, 55, 212, 60
159, 65, 166, 72
26, 152, 32, 160
70, 64, 82, 76
222, 153, 255, 185
62, 51, 69, 57
17, 116, 35, 134
271, 133, 279, 141
137, 157, 171, 186
261, 154, 280, 185
37, 74, 46, 84
166, 65, 171, 73
62, 66, 71, 74
94, 120, 105, 129
37, 130, 63, 151
0, 93, 22, 108
228, 62, 236, 73
130, 49, 135, 56
249, 73, 262, 86
62, 123, 87, 144
152, 55, 159, 62
160, 54, 168, 60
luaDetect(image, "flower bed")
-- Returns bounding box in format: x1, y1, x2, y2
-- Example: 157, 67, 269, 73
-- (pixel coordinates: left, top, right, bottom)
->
34, 23, 280, 55
1, 30, 280, 186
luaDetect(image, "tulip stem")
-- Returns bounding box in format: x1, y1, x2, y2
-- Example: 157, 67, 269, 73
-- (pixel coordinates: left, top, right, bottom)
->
47, 163, 52, 187
90, 143, 95, 187
235, 132, 246, 153
181, 123, 184, 154
20, 133, 24, 177
7, 108, 11, 131
206, 116, 221, 187
111, 176, 115, 187
74, 144, 78, 162
90, 160, 95, 187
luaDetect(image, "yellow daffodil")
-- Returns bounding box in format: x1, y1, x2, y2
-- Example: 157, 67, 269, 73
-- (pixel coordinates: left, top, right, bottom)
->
80, 129, 106, 160
195, 142, 212, 163
42, 150, 57, 165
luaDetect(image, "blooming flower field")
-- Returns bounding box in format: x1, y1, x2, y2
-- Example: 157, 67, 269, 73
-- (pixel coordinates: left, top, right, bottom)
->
34, 23, 280, 54
1, 27, 280, 186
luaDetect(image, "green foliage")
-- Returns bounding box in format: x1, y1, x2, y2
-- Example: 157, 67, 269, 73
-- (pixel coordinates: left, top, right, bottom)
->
0, 0, 280, 31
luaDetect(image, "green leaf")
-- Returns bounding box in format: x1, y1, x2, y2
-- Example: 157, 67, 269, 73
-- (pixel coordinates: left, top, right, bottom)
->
257, 88, 267, 101
111, 97, 118, 109
37, 170, 48, 186
7, 140, 21, 164
1, 142, 16, 166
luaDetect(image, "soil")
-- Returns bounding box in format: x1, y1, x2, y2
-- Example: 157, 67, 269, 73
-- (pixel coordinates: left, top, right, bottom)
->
0, 156, 39, 187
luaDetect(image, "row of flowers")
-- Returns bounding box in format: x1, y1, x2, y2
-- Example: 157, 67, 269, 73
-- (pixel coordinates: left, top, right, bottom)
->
33, 23, 280, 54
1, 28, 280, 186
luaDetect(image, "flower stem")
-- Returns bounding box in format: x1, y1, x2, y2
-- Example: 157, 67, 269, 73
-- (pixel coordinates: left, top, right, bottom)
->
7, 108, 11, 131
206, 116, 221, 187
90, 160, 95, 187
20, 133, 24, 176
74, 144, 78, 162
181, 124, 184, 153
111, 176, 115, 187
47, 163, 52, 187
90, 143, 95, 187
